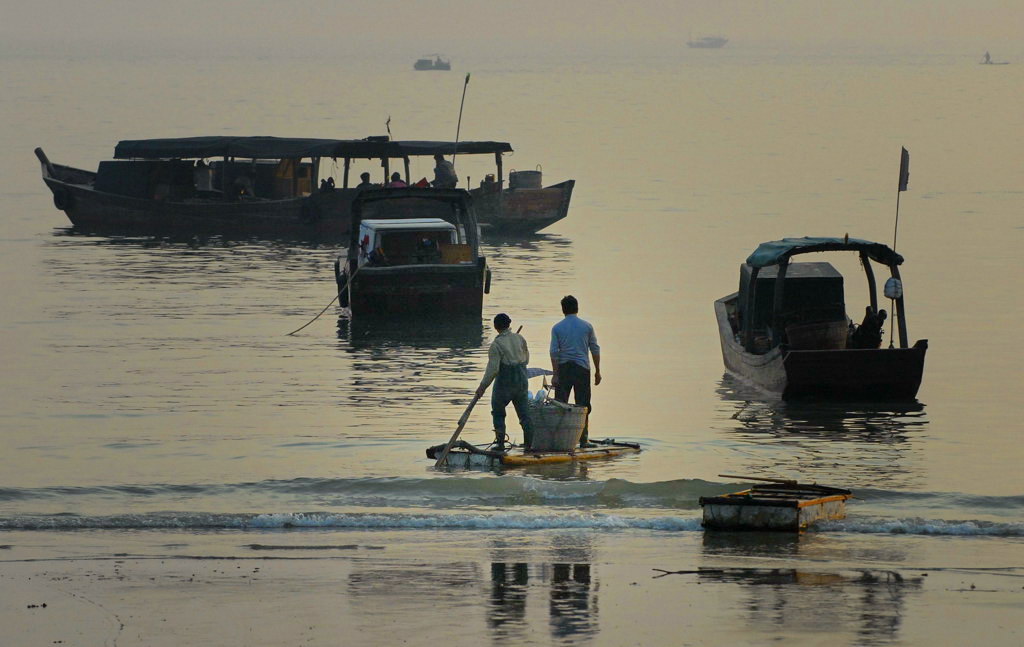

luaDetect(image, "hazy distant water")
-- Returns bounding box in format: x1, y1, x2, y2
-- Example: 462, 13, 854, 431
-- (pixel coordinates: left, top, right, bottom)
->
1, 49, 1022, 644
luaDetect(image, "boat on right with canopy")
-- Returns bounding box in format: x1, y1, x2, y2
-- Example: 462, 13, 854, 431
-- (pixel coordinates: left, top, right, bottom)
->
715, 236, 928, 400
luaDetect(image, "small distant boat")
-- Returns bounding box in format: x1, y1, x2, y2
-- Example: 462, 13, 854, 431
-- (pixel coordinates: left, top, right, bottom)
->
427, 438, 641, 468
414, 55, 451, 71
980, 51, 1009, 65
715, 237, 928, 400
687, 35, 728, 49
699, 477, 852, 532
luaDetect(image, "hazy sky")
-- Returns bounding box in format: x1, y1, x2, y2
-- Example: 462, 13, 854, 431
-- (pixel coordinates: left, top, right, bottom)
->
3, 1, 1021, 59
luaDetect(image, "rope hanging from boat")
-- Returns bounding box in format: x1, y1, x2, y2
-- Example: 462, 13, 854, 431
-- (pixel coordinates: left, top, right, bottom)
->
285, 265, 361, 336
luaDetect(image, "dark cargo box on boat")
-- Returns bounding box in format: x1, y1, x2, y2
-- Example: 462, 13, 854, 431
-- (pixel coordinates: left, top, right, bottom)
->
738, 261, 845, 331
95, 160, 195, 199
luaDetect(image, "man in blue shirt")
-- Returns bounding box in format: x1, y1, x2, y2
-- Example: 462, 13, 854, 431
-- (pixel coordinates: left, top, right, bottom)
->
549, 295, 601, 446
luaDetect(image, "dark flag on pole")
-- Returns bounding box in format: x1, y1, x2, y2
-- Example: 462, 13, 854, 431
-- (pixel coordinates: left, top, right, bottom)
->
898, 147, 910, 192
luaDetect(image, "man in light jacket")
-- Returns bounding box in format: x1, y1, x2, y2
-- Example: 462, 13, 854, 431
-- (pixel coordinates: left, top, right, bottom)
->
477, 313, 533, 449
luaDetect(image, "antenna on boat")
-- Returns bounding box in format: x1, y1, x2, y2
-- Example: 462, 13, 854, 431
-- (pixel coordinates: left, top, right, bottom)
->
893, 147, 909, 252
889, 147, 910, 349
452, 73, 471, 169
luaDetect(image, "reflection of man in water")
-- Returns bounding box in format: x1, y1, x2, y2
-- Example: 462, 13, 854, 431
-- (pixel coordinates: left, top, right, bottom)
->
432, 153, 458, 188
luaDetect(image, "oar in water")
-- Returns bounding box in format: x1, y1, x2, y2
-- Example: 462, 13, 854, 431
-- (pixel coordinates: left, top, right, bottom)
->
433, 392, 483, 468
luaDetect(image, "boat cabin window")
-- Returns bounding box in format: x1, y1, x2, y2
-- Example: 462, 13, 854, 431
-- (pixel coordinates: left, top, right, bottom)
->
359, 219, 471, 267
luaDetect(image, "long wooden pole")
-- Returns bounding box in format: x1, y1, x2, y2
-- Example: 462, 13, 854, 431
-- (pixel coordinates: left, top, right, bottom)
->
433, 393, 482, 468
452, 73, 471, 168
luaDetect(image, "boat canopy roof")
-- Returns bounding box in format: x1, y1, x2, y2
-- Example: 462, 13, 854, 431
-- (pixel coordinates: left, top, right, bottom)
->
113, 136, 512, 160
353, 187, 473, 206
746, 237, 904, 268
361, 218, 456, 232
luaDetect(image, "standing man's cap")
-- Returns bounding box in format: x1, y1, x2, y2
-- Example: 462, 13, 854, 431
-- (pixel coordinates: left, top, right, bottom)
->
494, 313, 511, 328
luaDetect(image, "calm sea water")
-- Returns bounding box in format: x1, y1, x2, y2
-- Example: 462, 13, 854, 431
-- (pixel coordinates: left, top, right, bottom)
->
1, 49, 1022, 644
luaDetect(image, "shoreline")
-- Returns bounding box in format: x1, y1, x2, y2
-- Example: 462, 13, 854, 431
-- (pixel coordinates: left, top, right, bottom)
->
2, 528, 1021, 646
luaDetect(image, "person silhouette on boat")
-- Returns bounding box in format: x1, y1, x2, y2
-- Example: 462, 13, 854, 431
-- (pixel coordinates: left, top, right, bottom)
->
431, 153, 458, 189
476, 313, 533, 450
386, 172, 408, 188
850, 306, 887, 349
983, 51, 992, 64
355, 172, 375, 190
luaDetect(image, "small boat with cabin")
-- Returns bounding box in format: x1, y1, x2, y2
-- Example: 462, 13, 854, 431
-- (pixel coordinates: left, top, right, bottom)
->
699, 477, 853, 532
36, 137, 573, 237
414, 55, 451, 71
715, 237, 927, 400
335, 187, 489, 318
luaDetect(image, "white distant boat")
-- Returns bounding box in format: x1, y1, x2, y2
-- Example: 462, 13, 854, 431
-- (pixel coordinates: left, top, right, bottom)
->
687, 35, 728, 49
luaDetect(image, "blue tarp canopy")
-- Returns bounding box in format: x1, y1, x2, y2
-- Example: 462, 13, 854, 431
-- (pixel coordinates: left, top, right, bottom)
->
745, 237, 903, 268
114, 137, 512, 160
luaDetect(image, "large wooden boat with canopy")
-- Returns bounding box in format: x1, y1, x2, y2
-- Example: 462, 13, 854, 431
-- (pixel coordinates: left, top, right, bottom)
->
35, 136, 573, 237
715, 237, 928, 400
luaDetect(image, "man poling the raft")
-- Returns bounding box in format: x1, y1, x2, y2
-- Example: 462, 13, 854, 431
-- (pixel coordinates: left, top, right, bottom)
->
475, 313, 533, 451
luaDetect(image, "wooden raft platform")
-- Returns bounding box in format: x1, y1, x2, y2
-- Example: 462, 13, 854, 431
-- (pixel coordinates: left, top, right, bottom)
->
426, 438, 641, 468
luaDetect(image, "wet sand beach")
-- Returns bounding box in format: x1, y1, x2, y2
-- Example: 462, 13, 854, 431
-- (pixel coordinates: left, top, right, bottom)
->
2, 529, 1021, 646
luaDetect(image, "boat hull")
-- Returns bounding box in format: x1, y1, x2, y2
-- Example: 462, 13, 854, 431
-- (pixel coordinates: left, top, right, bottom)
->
343, 262, 488, 318
471, 180, 575, 234
42, 171, 569, 238
42, 174, 354, 239
716, 294, 927, 400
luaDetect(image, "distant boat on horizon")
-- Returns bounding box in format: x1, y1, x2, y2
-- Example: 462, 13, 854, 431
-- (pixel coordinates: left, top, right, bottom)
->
980, 51, 1009, 65
414, 55, 451, 71
687, 35, 728, 49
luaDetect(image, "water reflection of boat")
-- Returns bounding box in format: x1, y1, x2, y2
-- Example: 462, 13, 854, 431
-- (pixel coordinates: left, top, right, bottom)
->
337, 315, 483, 349
693, 568, 922, 643
714, 375, 928, 489
715, 237, 928, 400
